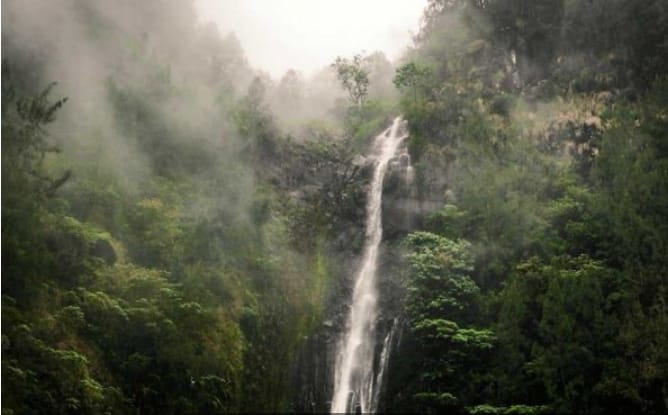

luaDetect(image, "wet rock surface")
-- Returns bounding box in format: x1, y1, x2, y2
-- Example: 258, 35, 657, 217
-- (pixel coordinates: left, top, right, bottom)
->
289, 326, 339, 412
289, 122, 447, 412
382, 142, 443, 240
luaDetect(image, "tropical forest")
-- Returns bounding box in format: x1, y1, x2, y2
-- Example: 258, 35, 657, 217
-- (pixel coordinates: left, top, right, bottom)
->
2, 0, 667, 414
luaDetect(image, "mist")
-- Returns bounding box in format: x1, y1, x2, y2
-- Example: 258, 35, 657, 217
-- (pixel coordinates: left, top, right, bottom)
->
2, 0, 262, 217
193, 0, 427, 78
3, 0, 667, 414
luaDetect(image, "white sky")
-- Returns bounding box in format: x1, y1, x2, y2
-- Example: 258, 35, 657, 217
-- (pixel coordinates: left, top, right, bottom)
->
194, 0, 427, 78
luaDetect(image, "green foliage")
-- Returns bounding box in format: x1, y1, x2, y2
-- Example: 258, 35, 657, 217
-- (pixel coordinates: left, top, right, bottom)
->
468, 404, 550, 415
3, 82, 68, 179
331, 54, 370, 110
1, 82, 70, 206
234, 76, 279, 161
4, 0, 668, 413
393, 231, 496, 412
494, 256, 628, 411
404, 232, 476, 321
390, 2, 668, 413
394, 62, 434, 104
2, 2, 346, 413
2, 84, 72, 303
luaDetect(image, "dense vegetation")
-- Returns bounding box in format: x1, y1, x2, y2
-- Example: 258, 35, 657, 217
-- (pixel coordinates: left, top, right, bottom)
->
2, 0, 667, 414
385, 0, 668, 413
1, 1, 381, 413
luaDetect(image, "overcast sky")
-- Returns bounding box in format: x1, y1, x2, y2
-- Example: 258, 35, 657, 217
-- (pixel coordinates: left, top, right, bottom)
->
194, 0, 427, 78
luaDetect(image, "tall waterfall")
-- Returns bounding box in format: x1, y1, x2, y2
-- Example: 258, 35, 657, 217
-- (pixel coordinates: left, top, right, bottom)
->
331, 117, 407, 413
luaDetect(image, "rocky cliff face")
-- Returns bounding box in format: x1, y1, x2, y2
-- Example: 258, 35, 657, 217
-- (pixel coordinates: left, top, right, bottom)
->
289, 323, 338, 412
288, 137, 442, 412
382, 141, 447, 239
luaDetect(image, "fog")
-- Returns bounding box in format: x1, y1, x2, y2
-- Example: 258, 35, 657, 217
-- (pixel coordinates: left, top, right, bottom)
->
194, 0, 428, 78
2, 0, 262, 220
4, 1, 668, 414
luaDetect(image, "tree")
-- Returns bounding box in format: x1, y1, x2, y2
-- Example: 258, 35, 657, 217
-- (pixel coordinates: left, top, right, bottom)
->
277, 69, 304, 104
234, 76, 278, 159
331, 54, 370, 110
394, 62, 433, 103
2, 82, 70, 198
398, 231, 495, 412
2, 82, 71, 302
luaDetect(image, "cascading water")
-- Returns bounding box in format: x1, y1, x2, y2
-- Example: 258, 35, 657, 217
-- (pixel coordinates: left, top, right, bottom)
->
331, 117, 407, 414
371, 317, 398, 410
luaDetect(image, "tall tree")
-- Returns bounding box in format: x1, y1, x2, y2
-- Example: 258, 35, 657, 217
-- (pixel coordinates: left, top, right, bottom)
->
331, 54, 370, 110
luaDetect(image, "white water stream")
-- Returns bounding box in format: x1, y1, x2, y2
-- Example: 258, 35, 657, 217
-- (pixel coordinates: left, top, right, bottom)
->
331, 117, 407, 413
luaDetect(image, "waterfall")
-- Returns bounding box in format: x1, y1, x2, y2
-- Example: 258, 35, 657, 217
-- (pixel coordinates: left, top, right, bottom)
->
331, 117, 407, 414
372, 317, 398, 411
